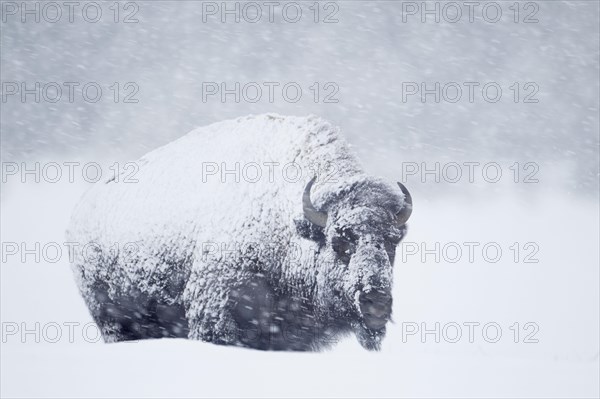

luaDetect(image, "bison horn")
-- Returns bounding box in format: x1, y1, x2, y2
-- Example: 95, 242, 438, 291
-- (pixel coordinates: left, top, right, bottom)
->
303, 176, 328, 228
395, 182, 413, 226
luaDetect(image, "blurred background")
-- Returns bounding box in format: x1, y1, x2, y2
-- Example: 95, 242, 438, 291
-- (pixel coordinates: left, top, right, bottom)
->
1, 1, 599, 397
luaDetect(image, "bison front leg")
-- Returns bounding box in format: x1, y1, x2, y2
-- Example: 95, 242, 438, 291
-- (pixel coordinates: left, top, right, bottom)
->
184, 284, 237, 345
183, 260, 251, 347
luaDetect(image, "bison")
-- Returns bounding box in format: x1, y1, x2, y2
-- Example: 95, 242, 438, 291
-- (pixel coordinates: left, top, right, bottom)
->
67, 114, 412, 351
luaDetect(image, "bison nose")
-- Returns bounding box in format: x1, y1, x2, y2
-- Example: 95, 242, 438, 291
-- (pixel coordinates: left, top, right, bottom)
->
359, 291, 392, 330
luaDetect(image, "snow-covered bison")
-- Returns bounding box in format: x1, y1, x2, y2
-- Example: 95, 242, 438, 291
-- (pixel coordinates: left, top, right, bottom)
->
67, 114, 412, 351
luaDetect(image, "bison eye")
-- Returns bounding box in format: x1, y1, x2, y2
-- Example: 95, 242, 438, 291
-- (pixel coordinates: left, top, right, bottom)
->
384, 239, 399, 263
332, 237, 355, 263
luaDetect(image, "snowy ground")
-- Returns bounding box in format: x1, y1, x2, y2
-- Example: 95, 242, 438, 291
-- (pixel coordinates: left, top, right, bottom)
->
1, 174, 598, 398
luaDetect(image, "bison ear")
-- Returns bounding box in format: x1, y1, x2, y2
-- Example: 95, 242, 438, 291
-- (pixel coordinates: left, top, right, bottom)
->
294, 218, 326, 243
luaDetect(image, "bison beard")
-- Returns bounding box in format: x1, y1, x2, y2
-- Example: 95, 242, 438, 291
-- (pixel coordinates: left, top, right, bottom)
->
67, 114, 412, 351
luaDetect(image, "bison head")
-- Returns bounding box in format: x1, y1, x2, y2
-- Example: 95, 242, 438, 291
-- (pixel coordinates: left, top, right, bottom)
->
300, 175, 412, 350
